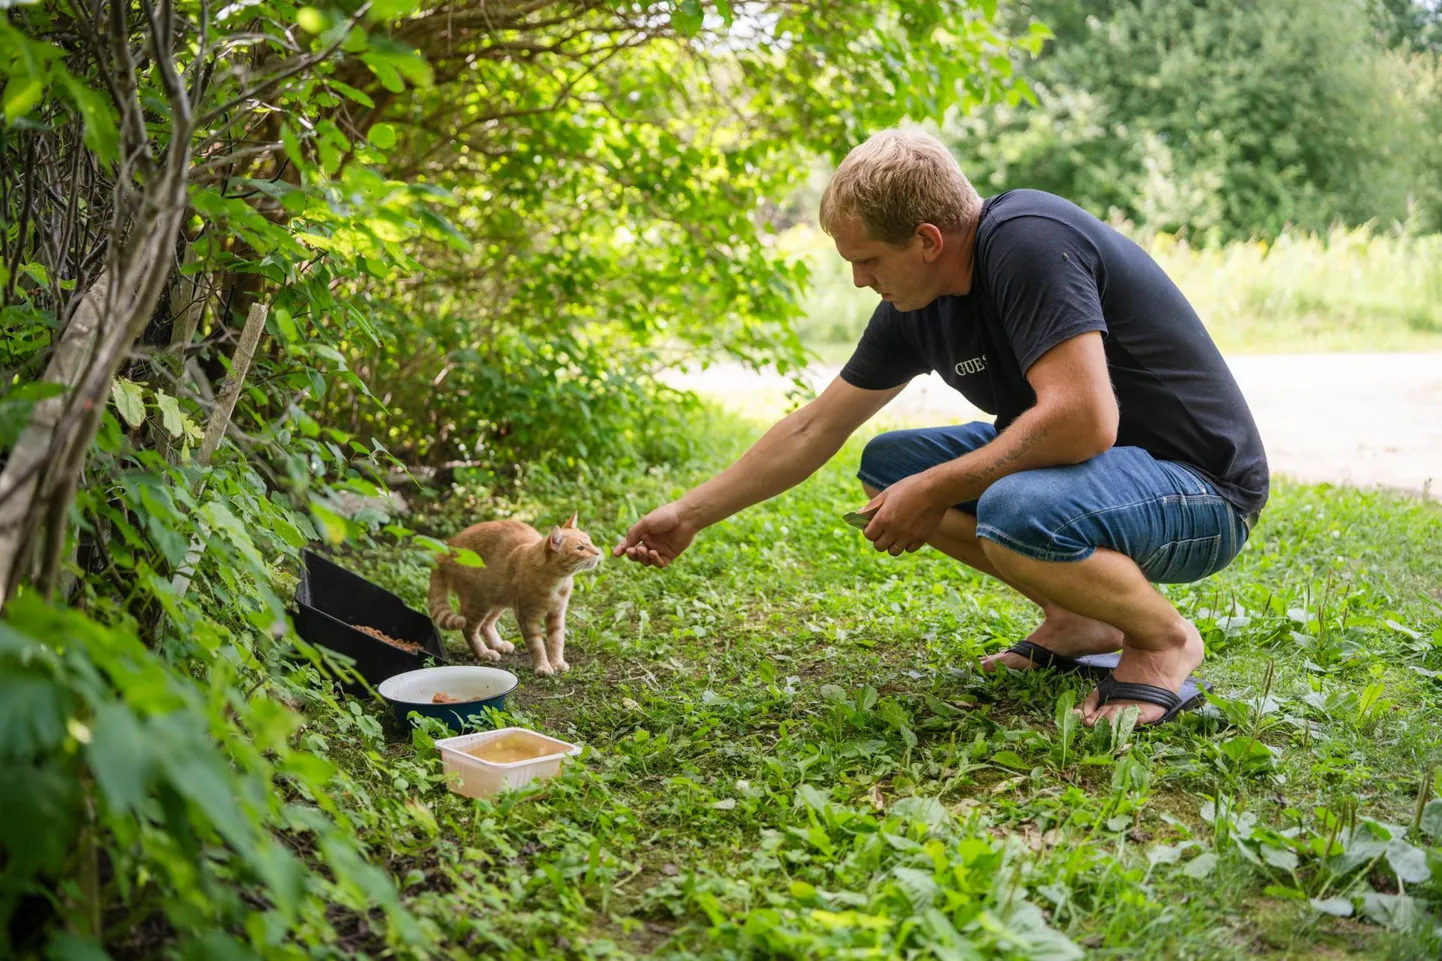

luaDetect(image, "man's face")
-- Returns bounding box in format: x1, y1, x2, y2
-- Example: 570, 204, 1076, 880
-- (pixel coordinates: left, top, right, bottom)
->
831, 216, 939, 312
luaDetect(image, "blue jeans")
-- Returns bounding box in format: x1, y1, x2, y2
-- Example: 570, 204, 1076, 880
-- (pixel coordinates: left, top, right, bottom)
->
857, 423, 1251, 584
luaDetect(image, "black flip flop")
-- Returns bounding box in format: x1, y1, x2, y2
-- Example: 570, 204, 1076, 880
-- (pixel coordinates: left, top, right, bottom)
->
997, 640, 1120, 679
1089, 672, 1211, 726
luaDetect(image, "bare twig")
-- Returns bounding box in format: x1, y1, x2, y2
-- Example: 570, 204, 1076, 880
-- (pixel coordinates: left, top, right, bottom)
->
198, 302, 268, 465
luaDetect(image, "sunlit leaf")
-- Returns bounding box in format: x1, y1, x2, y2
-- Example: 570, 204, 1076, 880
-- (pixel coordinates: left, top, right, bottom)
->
111, 379, 145, 428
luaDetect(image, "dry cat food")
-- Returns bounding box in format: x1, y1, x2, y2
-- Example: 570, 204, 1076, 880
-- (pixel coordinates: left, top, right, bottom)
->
353, 624, 423, 654
463, 732, 557, 764
431, 692, 466, 704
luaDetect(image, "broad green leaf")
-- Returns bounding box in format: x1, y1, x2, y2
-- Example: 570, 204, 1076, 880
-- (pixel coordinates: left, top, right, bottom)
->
325, 79, 375, 108
370, 0, 421, 17
111, 378, 145, 428
890, 866, 939, 911
311, 502, 348, 545
369, 122, 396, 149
59, 75, 118, 162
1183, 851, 1218, 879
20, 262, 49, 286
892, 796, 947, 829
451, 547, 484, 568
1261, 844, 1298, 872
297, 6, 329, 33
1419, 798, 1442, 841
795, 783, 830, 812
0, 666, 69, 756
1385, 840, 1430, 883
280, 122, 305, 170
87, 703, 156, 814
991, 749, 1028, 770
0, 382, 65, 447
1311, 896, 1354, 917
671, 0, 703, 36
1147, 844, 1182, 867
413, 534, 449, 554
1220, 736, 1275, 773
3, 74, 44, 122
155, 392, 184, 437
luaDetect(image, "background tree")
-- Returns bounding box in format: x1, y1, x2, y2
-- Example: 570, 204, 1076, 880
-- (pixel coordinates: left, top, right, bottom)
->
947, 0, 1442, 241
0, 2, 1029, 956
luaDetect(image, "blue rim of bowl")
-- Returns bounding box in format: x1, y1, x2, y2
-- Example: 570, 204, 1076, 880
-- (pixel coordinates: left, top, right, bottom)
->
380, 667, 519, 708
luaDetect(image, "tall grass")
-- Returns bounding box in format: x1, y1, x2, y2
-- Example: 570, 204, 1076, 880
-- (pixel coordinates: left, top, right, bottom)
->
782, 223, 1442, 359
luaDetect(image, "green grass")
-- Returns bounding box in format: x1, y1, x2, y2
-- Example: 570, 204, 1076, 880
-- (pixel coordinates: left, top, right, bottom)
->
310, 406, 1442, 959
783, 223, 1442, 360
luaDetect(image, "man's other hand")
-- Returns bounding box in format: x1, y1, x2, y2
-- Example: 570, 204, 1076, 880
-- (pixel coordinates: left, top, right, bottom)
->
861, 473, 946, 555
613, 502, 698, 568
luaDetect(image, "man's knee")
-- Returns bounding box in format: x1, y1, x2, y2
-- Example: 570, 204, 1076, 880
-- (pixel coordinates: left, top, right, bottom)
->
975, 471, 1094, 565
858, 429, 916, 491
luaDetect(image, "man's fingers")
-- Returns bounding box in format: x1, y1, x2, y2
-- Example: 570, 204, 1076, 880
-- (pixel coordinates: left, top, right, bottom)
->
905, 540, 925, 553
613, 525, 643, 556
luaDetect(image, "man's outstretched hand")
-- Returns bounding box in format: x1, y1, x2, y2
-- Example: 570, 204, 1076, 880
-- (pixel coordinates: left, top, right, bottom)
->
613, 502, 698, 568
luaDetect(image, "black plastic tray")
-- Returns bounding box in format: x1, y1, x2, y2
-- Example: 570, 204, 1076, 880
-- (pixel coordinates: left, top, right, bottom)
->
292, 549, 446, 690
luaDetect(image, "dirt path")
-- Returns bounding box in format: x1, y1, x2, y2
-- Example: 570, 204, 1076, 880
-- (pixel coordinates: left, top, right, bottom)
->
669, 352, 1442, 499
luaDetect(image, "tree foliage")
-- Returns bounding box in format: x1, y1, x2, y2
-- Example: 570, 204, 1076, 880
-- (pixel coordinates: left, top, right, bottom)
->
949, 0, 1442, 241
0, 1, 1028, 956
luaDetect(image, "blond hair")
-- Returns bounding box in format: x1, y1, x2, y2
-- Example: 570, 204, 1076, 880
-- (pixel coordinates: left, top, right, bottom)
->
819, 128, 981, 245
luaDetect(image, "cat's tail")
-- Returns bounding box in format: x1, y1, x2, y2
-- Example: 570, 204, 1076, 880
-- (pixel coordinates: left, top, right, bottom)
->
427, 568, 466, 631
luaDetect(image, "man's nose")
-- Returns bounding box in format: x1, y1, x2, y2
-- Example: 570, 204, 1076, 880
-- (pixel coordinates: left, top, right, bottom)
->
852, 265, 871, 289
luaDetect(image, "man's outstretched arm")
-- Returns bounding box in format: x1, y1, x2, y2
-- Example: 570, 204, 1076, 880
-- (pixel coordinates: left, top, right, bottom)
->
614, 376, 906, 567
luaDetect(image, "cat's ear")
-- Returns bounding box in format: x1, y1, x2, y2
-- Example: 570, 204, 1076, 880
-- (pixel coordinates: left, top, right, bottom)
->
548, 527, 564, 552
564, 512, 578, 529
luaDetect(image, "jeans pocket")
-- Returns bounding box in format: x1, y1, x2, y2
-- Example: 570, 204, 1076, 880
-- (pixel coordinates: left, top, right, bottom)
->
1139, 534, 1223, 584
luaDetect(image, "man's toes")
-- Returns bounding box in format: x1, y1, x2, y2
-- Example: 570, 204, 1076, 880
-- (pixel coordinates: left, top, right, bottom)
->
1087, 700, 1165, 727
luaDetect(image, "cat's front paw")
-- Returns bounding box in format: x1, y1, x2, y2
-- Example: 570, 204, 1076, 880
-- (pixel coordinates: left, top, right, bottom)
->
552, 658, 570, 673
534, 663, 555, 678
477, 648, 502, 663
494, 640, 515, 654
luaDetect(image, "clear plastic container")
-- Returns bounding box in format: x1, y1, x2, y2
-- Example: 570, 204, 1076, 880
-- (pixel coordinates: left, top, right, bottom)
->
434, 727, 582, 798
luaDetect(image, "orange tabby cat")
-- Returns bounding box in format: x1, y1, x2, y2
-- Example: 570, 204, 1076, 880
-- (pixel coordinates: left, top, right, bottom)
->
427, 513, 602, 675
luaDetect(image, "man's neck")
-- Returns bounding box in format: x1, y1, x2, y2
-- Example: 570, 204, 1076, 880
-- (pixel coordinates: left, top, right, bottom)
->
941, 219, 979, 297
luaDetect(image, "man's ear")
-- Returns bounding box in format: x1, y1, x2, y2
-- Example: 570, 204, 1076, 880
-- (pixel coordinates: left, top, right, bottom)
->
548, 528, 563, 552
916, 223, 945, 261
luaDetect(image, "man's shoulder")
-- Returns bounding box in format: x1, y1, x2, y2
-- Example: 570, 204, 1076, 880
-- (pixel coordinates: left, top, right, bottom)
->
981, 189, 1099, 235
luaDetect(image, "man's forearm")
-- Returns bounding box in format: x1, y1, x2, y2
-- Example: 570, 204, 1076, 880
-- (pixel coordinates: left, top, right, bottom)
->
676, 410, 844, 528
921, 403, 1112, 506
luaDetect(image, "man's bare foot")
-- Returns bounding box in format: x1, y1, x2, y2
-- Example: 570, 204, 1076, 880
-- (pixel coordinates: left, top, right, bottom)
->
979, 607, 1124, 673
1081, 620, 1205, 726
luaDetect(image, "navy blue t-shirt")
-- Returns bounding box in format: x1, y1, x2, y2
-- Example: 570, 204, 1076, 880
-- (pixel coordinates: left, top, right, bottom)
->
840, 189, 1269, 514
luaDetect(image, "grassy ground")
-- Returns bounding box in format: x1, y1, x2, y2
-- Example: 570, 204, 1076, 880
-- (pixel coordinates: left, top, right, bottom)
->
316, 407, 1442, 959
783, 224, 1442, 361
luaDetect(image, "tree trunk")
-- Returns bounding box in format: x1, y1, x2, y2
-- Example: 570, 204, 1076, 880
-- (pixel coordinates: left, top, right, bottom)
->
0, 171, 193, 603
